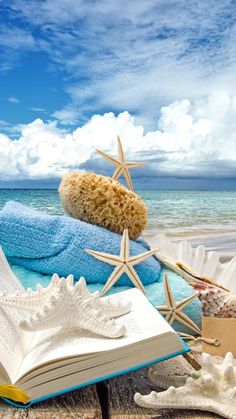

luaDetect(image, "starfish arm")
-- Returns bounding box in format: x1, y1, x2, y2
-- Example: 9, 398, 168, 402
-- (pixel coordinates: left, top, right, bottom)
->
123, 166, 134, 190
0, 274, 62, 312
96, 149, 120, 166
168, 311, 176, 325
98, 297, 132, 318
85, 249, 121, 265
19, 292, 68, 331
120, 229, 130, 261
125, 265, 146, 294
112, 165, 123, 180
20, 299, 126, 338
126, 162, 146, 168
176, 293, 198, 310
117, 135, 125, 163
157, 305, 170, 314
100, 264, 125, 296
175, 311, 202, 335
163, 273, 176, 309
129, 249, 157, 265
164, 311, 175, 324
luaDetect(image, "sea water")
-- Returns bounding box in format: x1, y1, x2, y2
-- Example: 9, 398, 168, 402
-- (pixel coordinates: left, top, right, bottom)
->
0, 189, 236, 236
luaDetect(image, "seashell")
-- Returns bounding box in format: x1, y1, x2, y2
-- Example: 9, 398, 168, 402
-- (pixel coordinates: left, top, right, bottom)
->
59, 172, 147, 240
193, 283, 227, 317
145, 233, 234, 292
135, 352, 236, 419
193, 283, 236, 319
218, 293, 236, 318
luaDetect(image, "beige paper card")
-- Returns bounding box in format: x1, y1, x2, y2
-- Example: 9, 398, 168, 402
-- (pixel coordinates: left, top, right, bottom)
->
202, 316, 236, 357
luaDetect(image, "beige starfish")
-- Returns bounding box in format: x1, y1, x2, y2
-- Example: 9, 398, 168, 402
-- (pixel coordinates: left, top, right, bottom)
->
157, 273, 201, 335
85, 229, 157, 296
96, 135, 144, 191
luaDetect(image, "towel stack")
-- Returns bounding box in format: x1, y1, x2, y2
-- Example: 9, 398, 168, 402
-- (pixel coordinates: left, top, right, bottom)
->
0, 200, 202, 333
0, 200, 161, 286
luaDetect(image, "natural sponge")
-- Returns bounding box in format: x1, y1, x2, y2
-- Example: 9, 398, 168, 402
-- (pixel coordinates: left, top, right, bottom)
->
59, 172, 147, 240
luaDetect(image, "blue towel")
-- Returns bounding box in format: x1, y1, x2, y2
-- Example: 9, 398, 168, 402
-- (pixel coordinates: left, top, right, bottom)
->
0, 201, 161, 286
12, 264, 202, 334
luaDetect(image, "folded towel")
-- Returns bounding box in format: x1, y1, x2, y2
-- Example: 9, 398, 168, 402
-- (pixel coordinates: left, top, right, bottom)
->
0, 201, 161, 286
12, 263, 202, 334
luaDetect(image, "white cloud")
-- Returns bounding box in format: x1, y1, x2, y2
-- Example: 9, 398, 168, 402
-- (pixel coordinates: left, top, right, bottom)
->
0, 26, 35, 50
0, 25, 36, 71
0, 91, 235, 181
8, 96, 20, 104
0, 119, 10, 126
52, 106, 80, 125
6, 0, 236, 127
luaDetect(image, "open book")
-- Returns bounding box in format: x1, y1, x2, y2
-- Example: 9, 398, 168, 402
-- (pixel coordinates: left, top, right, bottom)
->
0, 248, 189, 407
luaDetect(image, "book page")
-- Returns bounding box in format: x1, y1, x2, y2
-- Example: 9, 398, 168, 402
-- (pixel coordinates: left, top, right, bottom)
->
0, 248, 33, 382
15, 288, 177, 381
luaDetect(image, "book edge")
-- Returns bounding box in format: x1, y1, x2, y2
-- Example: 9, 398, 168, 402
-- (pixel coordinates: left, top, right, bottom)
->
1, 340, 189, 408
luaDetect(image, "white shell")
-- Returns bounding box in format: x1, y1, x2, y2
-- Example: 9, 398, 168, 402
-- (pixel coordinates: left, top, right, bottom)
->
194, 284, 236, 318
145, 233, 236, 292
135, 352, 236, 419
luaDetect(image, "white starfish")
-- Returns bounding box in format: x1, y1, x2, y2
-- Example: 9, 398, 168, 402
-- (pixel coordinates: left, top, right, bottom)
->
1, 274, 131, 319
157, 273, 201, 335
0, 273, 65, 312
135, 352, 236, 419
86, 229, 157, 296
96, 135, 144, 191
19, 277, 131, 339
78, 277, 131, 317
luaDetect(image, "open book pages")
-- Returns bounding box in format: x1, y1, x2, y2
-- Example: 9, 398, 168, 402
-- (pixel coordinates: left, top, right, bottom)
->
0, 247, 34, 383
0, 247, 188, 404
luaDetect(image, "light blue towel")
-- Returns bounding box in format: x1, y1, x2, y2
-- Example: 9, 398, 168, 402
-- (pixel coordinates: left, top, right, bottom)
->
0, 201, 161, 286
0, 200, 202, 334
12, 264, 202, 334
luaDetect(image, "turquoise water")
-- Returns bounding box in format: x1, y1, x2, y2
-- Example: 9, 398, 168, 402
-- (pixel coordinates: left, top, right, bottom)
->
0, 189, 236, 236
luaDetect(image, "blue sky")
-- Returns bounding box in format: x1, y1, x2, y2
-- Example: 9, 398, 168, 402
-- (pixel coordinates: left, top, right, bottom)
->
0, 0, 236, 188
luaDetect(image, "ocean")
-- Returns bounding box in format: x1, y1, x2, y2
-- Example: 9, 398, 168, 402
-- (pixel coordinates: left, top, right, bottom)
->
0, 189, 236, 237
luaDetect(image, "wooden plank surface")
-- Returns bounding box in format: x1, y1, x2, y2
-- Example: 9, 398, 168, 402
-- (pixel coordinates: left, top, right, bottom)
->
0, 402, 27, 419
0, 385, 102, 418
0, 367, 221, 418
100, 368, 220, 419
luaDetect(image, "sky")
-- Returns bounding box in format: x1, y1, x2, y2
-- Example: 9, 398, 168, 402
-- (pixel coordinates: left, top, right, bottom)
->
0, 0, 236, 189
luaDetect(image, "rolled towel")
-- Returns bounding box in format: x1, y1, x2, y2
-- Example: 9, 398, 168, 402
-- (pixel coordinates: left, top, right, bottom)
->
0, 201, 161, 286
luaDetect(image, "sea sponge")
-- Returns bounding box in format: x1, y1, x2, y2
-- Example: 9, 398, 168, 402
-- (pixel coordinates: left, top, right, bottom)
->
59, 172, 147, 240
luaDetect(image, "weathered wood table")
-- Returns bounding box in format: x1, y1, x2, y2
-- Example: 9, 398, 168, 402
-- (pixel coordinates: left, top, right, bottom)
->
0, 368, 220, 418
